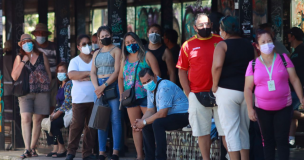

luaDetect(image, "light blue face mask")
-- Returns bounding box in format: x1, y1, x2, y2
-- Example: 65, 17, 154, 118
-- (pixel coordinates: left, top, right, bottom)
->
22, 42, 34, 53
143, 79, 156, 91
57, 73, 67, 81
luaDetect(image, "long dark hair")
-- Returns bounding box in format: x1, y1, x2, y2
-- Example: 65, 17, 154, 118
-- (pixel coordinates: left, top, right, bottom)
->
56, 62, 70, 85
122, 32, 146, 62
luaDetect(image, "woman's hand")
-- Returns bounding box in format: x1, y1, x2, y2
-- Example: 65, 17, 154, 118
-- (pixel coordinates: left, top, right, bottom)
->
22, 55, 29, 62
212, 85, 218, 93
50, 111, 63, 121
248, 107, 257, 122
95, 85, 105, 98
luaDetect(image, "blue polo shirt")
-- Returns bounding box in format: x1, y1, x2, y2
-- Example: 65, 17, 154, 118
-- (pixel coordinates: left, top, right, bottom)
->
147, 77, 189, 115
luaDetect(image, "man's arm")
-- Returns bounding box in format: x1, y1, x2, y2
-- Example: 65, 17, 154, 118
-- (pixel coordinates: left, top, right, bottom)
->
136, 107, 169, 129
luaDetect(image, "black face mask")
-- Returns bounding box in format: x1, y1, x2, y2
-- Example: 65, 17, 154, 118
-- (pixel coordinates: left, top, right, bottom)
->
101, 37, 112, 46
197, 28, 212, 38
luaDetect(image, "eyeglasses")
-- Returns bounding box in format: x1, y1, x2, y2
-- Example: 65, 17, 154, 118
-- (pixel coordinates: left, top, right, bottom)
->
81, 42, 92, 46
220, 16, 230, 28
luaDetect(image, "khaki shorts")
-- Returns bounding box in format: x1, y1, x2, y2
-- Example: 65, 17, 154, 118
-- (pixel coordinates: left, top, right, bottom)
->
18, 92, 51, 115
188, 92, 224, 137
50, 78, 58, 107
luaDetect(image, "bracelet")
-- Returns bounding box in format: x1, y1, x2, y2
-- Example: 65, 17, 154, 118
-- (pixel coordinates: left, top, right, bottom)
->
21, 61, 26, 64
104, 82, 108, 87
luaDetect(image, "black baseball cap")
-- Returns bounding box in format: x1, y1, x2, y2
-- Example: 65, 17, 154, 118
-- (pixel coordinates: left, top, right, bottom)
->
289, 27, 304, 41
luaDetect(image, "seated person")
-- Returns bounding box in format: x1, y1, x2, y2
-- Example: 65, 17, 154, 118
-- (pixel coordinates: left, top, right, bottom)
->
46, 62, 73, 158
134, 68, 189, 160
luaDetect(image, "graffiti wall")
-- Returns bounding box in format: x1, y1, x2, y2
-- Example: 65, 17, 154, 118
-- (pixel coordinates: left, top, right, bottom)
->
253, 0, 267, 31
291, 0, 304, 31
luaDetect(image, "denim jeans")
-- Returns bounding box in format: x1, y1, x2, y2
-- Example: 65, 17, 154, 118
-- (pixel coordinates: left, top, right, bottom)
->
142, 113, 189, 160
94, 78, 122, 151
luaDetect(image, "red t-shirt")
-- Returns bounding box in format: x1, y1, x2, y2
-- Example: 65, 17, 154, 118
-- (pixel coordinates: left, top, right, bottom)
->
176, 34, 222, 93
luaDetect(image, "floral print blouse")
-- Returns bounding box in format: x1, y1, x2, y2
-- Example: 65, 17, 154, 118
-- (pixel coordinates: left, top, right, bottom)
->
123, 57, 150, 99
58, 80, 73, 112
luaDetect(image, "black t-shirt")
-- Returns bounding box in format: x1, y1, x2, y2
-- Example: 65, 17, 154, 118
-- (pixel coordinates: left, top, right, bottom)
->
170, 44, 181, 88
290, 43, 304, 91
218, 38, 255, 91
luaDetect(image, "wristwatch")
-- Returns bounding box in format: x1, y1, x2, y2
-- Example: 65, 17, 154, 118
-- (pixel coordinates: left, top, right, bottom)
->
104, 82, 109, 87
143, 119, 147, 126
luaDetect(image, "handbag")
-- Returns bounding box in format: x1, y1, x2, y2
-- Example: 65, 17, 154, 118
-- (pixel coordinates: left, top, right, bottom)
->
13, 59, 30, 97
103, 81, 118, 101
63, 109, 73, 128
121, 62, 139, 107
88, 98, 111, 131
194, 90, 217, 107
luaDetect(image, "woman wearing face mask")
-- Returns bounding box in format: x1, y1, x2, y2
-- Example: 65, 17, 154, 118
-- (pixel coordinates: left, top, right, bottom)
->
11, 34, 52, 158
118, 32, 160, 160
145, 24, 176, 83
46, 62, 72, 158
90, 26, 122, 160
244, 29, 304, 160
212, 16, 255, 160
65, 35, 96, 160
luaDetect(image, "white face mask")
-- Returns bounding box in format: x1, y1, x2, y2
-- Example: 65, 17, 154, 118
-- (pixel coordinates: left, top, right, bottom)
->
36, 36, 46, 44
81, 45, 92, 55
93, 43, 99, 50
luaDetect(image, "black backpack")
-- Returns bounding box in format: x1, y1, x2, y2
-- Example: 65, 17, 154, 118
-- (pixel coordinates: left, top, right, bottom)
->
252, 54, 287, 72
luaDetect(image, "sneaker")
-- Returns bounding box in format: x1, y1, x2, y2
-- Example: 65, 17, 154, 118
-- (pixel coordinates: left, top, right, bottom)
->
289, 140, 296, 149
182, 124, 192, 131
83, 154, 97, 160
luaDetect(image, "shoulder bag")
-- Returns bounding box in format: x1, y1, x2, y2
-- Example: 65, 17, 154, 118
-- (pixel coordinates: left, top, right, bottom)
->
153, 79, 164, 109
103, 82, 118, 101
13, 57, 30, 97
121, 62, 139, 107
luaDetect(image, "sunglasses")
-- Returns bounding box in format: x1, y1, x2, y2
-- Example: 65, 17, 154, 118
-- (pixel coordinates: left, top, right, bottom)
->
81, 42, 92, 46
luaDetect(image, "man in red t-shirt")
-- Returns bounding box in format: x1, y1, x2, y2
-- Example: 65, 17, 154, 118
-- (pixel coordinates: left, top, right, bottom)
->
177, 13, 226, 160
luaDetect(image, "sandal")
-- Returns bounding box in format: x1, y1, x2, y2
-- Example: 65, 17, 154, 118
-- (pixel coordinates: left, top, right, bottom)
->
98, 155, 107, 160
53, 150, 67, 158
46, 152, 57, 157
111, 154, 119, 160
31, 148, 38, 157
20, 149, 32, 159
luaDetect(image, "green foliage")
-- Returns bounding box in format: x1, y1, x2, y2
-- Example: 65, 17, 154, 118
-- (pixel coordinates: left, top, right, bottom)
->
24, 13, 55, 42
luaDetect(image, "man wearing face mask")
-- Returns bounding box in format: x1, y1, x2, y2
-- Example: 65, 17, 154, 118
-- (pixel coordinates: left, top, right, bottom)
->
288, 27, 304, 148
145, 24, 176, 83
91, 33, 101, 53
31, 23, 58, 111
134, 68, 189, 160
177, 13, 225, 160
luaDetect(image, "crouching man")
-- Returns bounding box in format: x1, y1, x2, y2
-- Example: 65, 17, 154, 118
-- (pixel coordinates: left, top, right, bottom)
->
134, 68, 189, 160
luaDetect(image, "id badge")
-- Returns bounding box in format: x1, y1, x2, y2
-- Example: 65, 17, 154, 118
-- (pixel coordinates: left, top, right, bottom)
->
268, 80, 276, 91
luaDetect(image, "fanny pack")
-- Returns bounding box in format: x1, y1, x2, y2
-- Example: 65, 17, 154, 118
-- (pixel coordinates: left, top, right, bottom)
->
194, 90, 217, 107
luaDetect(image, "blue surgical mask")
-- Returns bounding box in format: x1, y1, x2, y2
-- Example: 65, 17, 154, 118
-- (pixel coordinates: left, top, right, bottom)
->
57, 73, 67, 81
126, 43, 140, 54
143, 80, 156, 91
22, 42, 34, 53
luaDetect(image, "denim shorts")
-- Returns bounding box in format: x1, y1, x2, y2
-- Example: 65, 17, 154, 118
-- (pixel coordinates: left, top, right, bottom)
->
291, 91, 301, 111
125, 97, 147, 108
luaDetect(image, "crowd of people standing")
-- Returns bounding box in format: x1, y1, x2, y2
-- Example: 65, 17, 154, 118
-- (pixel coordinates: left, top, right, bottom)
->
8, 12, 304, 160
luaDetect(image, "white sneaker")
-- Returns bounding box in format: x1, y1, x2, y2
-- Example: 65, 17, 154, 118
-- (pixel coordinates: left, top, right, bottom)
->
182, 124, 192, 131
226, 153, 230, 160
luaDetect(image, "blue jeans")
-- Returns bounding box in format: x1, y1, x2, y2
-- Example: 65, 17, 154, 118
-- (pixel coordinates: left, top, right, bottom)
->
291, 91, 301, 111
94, 78, 122, 151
